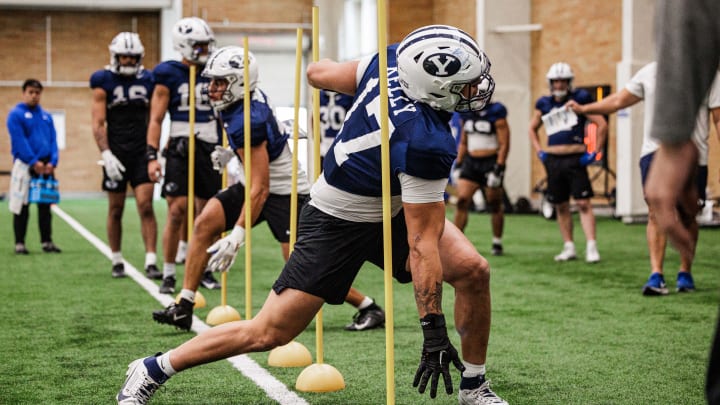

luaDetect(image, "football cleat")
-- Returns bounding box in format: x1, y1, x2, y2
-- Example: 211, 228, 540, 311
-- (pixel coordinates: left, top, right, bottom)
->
152, 298, 193, 331
112, 263, 127, 278
642, 273, 669, 296
554, 244, 577, 262
200, 271, 221, 290
585, 242, 600, 263
458, 375, 508, 405
145, 264, 162, 280
42, 242, 61, 253
116, 354, 169, 404
15, 243, 29, 255
491, 243, 503, 256
676, 271, 696, 293
159, 276, 176, 294
344, 303, 385, 331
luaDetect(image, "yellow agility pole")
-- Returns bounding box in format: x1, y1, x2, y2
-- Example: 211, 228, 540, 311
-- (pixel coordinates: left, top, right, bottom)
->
242, 38, 253, 321
294, 9, 344, 392
206, 128, 241, 325
268, 27, 314, 370
188, 64, 196, 244
376, 1, 396, 403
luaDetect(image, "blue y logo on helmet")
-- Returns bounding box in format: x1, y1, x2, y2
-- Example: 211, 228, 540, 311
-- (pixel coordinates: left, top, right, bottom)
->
423, 53, 461, 77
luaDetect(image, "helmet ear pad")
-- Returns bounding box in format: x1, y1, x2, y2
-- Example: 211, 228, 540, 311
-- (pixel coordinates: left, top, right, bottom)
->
396, 25, 494, 112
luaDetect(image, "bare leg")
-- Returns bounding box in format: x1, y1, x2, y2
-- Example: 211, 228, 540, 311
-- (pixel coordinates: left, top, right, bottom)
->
453, 179, 481, 232
438, 219, 491, 364
107, 191, 126, 253
647, 208, 666, 274
576, 198, 596, 241
555, 201, 573, 242
484, 187, 504, 239
163, 196, 187, 265
183, 198, 226, 292
169, 289, 324, 371
134, 183, 157, 254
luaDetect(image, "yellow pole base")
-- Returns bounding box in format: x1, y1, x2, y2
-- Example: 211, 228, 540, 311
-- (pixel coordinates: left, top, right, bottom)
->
175, 291, 206, 308
295, 363, 346, 392
205, 305, 241, 326
267, 341, 312, 367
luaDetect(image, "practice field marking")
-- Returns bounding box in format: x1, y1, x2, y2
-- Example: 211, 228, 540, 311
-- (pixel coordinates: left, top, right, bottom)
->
52, 205, 309, 405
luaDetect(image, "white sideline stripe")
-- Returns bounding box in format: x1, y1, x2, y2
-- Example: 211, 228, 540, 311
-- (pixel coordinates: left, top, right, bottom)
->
51, 205, 309, 405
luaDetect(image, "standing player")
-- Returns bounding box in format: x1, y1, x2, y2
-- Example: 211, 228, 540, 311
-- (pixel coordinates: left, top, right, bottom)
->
90, 32, 161, 279
146, 17, 221, 294
318, 88, 385, 331
529, 62, 607, 263
567, 62, 720, 294
152, 46, 385, 333
453, 101, 510, 256
117, 25, 507, 405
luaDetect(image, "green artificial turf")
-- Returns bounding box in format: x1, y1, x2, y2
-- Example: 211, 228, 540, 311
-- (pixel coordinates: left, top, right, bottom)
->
0, 199, 716, 404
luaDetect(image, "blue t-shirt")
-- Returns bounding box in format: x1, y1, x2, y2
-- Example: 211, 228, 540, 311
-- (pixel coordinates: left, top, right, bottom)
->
535, 89, 592, 146
6, 103, 59, 167
322, 43, 456, 198
89, 68, 154, 155
152, 61, 214, 123
220, 89, 288, 163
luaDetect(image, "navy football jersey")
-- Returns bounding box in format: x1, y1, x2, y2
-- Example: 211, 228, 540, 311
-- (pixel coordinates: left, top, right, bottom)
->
535, 89, 591, 145
322, 43, 456, 198
89, 68, 154, 154
220, 89, 288, 163
319, 90, 354, 156
152, 61, 215, 124
459, 101, 507, 150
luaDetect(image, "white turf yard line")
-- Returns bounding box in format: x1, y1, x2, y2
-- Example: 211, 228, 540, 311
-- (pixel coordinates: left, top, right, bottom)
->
52, 205, 309, 405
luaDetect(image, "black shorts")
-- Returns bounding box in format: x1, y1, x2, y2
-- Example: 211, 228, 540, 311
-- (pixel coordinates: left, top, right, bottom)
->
543, 153, 593, 204
458, 154, 498, 187
272, 204, 413, 304
215, 182, 309, 243
162, 138, 222, 200
102, 150, 153, 192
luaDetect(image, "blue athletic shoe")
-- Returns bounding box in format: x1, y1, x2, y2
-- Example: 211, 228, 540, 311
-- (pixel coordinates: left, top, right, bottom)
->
642, 273, 668, 296
676, 272, 696, 293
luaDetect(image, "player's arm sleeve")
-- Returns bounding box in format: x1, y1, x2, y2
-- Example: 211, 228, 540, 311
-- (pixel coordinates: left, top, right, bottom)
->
6, 112, 38, 166
355, 55, 374, 88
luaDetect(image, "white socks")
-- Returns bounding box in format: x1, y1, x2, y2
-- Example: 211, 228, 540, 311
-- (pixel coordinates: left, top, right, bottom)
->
163, 263, 176, 279
461, 361, 486, 378
145, 252, 157, 268
111, 252, 123, 266
179, 289, 195, 303
156, 351, 177, 377
358, 296, 374, 310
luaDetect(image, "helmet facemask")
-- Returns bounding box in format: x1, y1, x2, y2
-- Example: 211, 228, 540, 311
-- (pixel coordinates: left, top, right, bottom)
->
108, 32, 144, 76
202, 46, 259, 111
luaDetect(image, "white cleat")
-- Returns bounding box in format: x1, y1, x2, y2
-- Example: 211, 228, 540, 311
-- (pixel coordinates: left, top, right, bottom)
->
458, 377, 509, 405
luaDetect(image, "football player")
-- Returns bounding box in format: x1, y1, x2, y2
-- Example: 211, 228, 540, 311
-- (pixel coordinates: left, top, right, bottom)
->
318, 89, 353, 164
566, 62, 720, 295
453, 100, 510, 256
90, 32, 160, 279
118, 25, 506, 405
529, 62, 607, 263
151, 46, 385, 333
145, 17, 222, 294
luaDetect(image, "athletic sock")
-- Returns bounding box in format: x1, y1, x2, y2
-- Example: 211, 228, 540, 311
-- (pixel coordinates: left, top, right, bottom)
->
492, 237, 502, 245
145, 252, 157, 268
111, 252, 123, 266
155, 351, 177, 377
461, 361, 486, 378
358, 296, 374, 310
163, 263, 176, 279
179, 289, 196, 304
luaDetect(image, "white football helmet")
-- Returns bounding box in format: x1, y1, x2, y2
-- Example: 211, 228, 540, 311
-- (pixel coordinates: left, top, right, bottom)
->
546, 62, 574, 98
172, 17, 215, 64
108, 32, 144, 76
396, 25, 494, 112
202, 46, 259, 110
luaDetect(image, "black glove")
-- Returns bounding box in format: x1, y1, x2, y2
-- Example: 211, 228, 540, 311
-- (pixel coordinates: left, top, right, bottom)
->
412, 313, 465, 398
